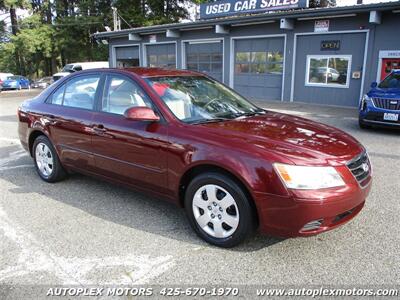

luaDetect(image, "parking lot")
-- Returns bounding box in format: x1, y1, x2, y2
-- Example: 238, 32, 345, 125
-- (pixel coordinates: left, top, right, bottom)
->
0, 90, 399, 293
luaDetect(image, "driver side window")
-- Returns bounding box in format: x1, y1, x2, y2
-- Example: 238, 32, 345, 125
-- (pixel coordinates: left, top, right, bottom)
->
102, 75, 153, 115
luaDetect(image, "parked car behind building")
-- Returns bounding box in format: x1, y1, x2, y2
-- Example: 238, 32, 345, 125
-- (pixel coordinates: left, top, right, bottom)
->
32, 77, 54, 89
53, 62, 109, 81
1, 75, 30, 90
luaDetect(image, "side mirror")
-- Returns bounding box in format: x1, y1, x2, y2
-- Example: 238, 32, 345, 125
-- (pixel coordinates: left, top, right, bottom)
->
124, 106, 160, 122
370, 82, 378, 88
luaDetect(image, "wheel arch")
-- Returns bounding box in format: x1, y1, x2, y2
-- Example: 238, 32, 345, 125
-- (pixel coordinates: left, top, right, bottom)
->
178, 163, 259, 226
28, 130, 48, 156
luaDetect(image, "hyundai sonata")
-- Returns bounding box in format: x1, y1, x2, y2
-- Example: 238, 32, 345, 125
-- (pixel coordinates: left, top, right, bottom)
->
18, 68, 372, 247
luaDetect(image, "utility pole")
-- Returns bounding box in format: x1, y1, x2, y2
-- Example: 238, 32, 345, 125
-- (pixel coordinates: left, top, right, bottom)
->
112, 7, 121, 31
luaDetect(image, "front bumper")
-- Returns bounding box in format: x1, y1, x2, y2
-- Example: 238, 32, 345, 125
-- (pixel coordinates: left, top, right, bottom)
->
254, 175, 372, 238
359, 106, 400, 127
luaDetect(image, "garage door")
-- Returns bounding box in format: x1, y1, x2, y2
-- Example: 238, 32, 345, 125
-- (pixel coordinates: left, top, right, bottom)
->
146, 43, 176, 68
293, 33, 366, 107
115, 46, 140, 68
233, 37, 284, 101
185, 41, 223, 82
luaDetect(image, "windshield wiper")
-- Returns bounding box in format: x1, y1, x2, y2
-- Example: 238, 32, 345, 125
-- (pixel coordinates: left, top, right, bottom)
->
188, 117, 230, 125
226, 110, 266, 119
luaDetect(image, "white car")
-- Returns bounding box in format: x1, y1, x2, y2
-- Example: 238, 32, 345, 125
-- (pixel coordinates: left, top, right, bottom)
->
53, 62, 109, 81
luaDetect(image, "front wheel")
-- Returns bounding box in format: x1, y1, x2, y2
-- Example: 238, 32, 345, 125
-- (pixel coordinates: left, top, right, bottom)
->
33, 135, 67, 182
185, 172, 256, 248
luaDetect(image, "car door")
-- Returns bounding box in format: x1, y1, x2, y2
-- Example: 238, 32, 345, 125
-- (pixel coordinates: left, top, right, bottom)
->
43, 74, 102, 172
91, 73, 169, 194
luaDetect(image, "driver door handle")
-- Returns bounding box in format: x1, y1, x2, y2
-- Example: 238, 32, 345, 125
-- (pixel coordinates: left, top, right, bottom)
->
92, 124, 106, 134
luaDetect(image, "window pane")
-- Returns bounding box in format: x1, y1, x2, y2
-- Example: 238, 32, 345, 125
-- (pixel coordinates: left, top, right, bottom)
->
235, 63, 249, 73
149, 55, 157, 64
308, 58, 328, 84
252, 52, 267, 63
266, 62, 283, 74
198, 53, 211, 63
51, 86, 65, 105
63, 76, 100, 109
102, 76, 152, 115
327, 57, 349, 85
252, 63, 266, 74
268, 51, 284, 63
236, 52, 250, 63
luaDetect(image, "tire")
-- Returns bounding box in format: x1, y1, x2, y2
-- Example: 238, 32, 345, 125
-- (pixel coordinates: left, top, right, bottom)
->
184, 172, 256, 248
359, 118, 371, 129
33, 135, 67, 183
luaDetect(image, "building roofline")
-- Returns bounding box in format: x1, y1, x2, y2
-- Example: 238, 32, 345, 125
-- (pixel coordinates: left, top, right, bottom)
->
93, 1, 400, 39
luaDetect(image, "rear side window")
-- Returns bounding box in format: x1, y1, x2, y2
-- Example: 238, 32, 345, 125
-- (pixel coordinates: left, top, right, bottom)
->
48, 75, 100, 109
50, 85, 65, 105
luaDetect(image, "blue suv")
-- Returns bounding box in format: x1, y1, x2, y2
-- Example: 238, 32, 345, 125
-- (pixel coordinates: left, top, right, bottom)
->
359, 70, 400, 129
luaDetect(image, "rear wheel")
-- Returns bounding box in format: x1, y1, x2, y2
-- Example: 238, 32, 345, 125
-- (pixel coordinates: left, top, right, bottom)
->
33, 135, 67, 182
185, 172, 256, 248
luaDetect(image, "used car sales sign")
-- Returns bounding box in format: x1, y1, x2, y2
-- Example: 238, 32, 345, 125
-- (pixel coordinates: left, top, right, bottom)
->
200, 0, 309, 19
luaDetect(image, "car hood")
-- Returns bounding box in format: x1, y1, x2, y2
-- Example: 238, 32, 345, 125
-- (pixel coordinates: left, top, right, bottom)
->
200, 112, 364, 166
368, 87, 400, 99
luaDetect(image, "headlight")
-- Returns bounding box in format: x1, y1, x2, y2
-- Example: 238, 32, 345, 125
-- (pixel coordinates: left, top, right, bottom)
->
274, 163, 345, 190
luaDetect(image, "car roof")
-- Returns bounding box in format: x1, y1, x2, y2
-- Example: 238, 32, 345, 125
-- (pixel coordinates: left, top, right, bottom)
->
121, 67, 203, 78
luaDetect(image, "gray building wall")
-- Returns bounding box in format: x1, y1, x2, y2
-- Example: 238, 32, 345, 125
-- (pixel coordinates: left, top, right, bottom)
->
106, 10, 400, 107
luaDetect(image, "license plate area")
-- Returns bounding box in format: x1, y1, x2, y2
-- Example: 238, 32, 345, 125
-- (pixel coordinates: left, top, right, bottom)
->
383, 113, 399, 122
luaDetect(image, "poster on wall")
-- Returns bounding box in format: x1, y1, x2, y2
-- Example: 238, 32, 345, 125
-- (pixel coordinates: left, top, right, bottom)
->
200, 0, 309, 20
314, 20, 330, 32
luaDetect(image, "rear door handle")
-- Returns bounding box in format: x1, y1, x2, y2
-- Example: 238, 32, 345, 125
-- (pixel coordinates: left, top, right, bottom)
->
44, 114, 58, 125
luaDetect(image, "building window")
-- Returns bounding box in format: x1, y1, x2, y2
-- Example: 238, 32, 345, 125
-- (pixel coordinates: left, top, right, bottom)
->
235, 51, 283, 74
306, 55, 352, 88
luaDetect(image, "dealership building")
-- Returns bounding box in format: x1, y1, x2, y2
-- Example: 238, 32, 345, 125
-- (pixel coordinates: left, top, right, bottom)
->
93, 1, 400, 107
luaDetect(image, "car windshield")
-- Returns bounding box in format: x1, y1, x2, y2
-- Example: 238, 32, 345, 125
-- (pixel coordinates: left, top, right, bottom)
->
146, 76, 264, 124
379, 72, 400, 89
7, 76, 18, 80
61, 64, 75, 73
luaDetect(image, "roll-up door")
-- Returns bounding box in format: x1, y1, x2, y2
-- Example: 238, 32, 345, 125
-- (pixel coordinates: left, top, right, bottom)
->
146, 43, 176, 68
185, 40, 223, 82
115, 46, 140, 68
233, 37, 284, 101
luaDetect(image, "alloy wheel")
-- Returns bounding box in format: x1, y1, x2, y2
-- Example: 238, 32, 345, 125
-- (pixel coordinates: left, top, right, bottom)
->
35, 142, 54, 177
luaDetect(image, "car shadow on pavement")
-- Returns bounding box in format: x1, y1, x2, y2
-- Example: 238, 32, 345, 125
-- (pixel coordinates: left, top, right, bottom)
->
0, 143, 284, 252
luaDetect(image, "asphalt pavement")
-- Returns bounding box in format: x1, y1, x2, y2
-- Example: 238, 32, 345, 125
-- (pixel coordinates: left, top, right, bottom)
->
0, 90, 399, 297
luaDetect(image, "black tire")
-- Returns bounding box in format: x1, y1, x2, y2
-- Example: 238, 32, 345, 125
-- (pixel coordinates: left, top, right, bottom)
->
184, 172, 256, 248
359, 118, 371, 129
32, 135, 67, 182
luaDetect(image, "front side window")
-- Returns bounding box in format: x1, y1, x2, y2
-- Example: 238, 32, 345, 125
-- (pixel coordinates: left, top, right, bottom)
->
306, 55, 351, 87
63, 75, 100, 109
102, 75, 153, 115
379, 72, 400, 89
146, 76, 263, 123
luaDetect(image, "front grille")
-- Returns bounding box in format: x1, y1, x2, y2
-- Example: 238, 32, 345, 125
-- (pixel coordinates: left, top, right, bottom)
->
372, 98, 400, 111
346, 151, 371, 186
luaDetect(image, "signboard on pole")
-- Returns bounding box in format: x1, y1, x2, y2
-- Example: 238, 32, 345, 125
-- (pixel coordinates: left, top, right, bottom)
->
199, 0, 309, 20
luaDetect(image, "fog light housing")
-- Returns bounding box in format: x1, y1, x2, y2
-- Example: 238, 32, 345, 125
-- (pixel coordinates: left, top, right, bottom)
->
301, 219, 323, 231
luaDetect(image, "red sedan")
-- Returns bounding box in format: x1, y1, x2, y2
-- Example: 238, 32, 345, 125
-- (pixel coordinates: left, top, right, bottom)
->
18, 68, 372, 247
